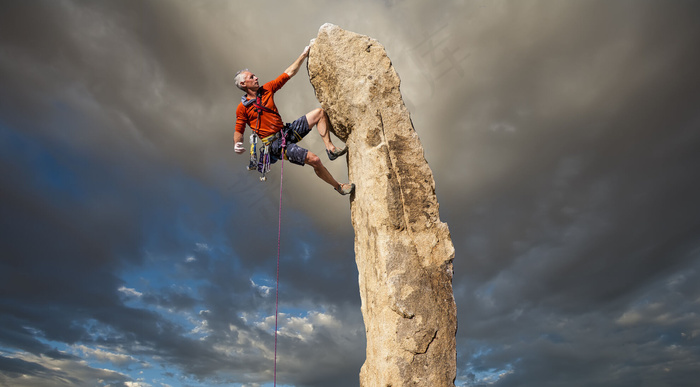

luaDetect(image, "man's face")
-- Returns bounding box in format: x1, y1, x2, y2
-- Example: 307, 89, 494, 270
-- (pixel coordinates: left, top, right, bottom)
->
241, 71, 259, 90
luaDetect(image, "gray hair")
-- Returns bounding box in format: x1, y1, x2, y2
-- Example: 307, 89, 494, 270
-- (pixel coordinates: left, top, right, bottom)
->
234, 69, 249, 91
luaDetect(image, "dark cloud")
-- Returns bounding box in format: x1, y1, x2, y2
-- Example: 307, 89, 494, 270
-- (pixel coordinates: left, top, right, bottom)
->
1, 0, 700, 386
0, 353, 130, 387
433, 1, 700, 386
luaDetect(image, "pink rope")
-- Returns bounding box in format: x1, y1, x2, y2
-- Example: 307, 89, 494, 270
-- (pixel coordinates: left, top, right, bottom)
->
273, 139, 285, 387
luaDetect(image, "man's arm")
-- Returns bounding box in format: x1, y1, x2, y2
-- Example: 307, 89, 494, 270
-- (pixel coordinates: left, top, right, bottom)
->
234, 105, 246, 154
284, 46, 310, 78
233, 131, 246, 154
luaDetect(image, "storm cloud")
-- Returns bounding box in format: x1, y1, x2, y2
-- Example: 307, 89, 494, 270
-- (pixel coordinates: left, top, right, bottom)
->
1, 1, 700, 386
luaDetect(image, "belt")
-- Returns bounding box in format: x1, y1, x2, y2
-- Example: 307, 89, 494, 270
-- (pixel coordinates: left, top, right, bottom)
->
260, 132, 280, 146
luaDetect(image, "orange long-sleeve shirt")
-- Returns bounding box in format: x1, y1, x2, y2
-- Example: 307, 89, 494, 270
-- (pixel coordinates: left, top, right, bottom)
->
235, 72, 290, 139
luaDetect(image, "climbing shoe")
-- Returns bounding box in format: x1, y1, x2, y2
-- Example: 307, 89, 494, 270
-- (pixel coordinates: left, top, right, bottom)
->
335, 183, 355, 195
326, 146, 348, 161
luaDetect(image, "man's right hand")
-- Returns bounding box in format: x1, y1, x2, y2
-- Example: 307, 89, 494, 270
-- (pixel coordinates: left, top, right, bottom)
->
234, 142, 246, 154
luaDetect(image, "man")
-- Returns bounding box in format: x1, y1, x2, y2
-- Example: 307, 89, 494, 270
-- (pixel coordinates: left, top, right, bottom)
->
233, 46, 355, 195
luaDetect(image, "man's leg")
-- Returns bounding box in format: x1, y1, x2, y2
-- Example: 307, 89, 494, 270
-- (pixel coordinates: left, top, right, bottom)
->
305, 151, 353, 192
305, 108, 342, 153
284, 117, 354, 194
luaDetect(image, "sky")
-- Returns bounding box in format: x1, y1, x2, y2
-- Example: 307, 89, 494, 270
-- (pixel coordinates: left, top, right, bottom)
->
1, 0, 700, 386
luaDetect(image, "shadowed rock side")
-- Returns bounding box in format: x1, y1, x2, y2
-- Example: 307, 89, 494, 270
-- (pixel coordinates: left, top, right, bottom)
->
307, 24, 457, 387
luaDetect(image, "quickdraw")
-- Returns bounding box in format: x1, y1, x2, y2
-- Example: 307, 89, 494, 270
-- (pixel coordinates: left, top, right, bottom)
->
257, 132, 279, 181
247, 133, 258, 172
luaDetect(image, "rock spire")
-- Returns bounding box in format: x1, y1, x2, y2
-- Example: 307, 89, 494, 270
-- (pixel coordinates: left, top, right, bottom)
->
308, 24, 457, 387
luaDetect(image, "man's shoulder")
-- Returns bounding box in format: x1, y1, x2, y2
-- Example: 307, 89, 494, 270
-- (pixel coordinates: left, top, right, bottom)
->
235, 100, 248, 115
236, 96, 250, 108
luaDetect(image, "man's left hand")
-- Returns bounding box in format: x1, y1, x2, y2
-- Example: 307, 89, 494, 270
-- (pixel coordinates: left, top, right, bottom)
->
234, 142, 246, 154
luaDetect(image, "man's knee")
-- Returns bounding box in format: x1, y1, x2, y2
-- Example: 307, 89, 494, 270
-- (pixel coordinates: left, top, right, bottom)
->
306, 108, 324, 126
305, 151, 321, 167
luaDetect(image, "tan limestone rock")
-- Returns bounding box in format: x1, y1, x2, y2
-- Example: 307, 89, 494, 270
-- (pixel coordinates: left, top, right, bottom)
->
308, 24, 457, 387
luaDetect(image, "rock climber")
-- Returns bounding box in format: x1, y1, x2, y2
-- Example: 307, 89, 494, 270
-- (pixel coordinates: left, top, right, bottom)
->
233, 45, 355, 195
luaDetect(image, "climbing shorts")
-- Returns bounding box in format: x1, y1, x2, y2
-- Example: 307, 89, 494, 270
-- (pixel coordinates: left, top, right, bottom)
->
270, 115, 311, 166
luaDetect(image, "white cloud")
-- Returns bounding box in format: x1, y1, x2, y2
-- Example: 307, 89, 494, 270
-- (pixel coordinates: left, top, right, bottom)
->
617, 310, 644, 326
0, 351, 131, 387
195, 242, 211, 252
250, 279, 272, 297
118, 286, 143, 298
253, 310, 344, 342
279, 315, 315, 341
75, 345, 143, 367
188, 310, 212, 339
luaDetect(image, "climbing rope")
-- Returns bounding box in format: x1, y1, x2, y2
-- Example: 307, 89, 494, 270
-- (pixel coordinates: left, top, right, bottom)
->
273, 135, 286, 387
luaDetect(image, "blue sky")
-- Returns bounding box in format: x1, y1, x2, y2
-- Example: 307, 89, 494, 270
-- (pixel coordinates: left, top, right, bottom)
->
2, 1, 700, 386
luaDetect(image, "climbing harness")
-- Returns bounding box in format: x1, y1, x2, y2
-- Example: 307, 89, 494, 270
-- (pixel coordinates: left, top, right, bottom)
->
244, 90, 283, 181
273, 134, 286, 387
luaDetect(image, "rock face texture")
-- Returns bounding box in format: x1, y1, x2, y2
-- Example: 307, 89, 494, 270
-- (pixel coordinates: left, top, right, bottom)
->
308, 24, 457, 387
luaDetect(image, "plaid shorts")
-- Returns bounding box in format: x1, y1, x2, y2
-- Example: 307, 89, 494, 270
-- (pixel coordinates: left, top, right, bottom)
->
270, 115, 312, 166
